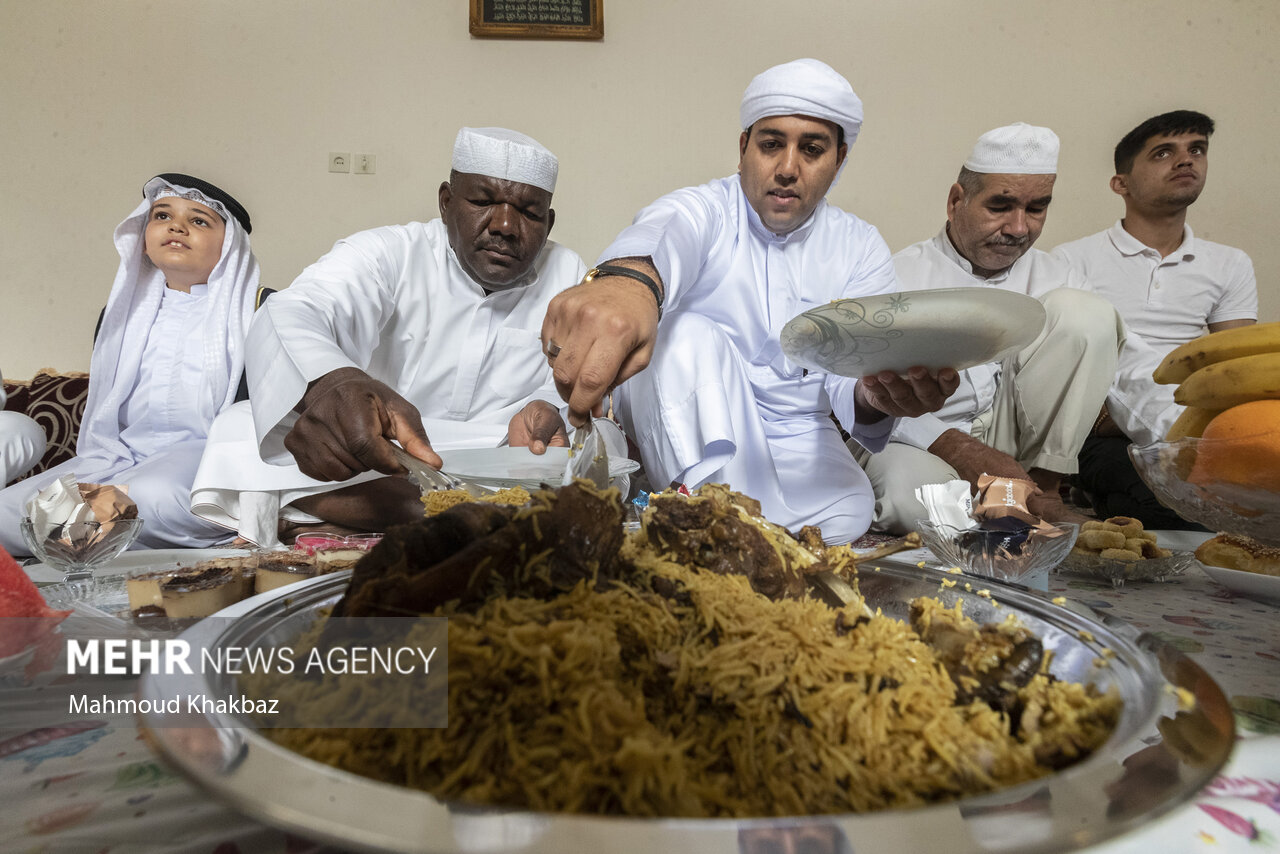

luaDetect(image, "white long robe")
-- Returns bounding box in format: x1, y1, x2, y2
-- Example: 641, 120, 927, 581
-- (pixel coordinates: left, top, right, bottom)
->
0, 187, 259, 554
605, 175, 897, 544
0, 369, 46, 487
190, 219, 591, 546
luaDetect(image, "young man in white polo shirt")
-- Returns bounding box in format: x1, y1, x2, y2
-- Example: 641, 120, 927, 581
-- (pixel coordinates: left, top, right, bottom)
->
1053, 110, 1257, 527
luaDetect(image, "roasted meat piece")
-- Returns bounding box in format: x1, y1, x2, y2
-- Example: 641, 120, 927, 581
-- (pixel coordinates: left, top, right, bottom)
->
908, 597, 1044, 713
642, 483, 815, 601
796, 525, 827, 552
336, 481, 623, 617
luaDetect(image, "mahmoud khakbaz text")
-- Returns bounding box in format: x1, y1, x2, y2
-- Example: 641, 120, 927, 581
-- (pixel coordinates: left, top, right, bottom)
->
67, 638, 438, 676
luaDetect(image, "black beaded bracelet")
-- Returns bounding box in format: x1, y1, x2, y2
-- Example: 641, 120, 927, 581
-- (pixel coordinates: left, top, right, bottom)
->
585, 264, 664, 319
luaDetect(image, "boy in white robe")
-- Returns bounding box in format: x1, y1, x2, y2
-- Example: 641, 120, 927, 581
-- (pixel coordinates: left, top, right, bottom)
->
0, 174, 260, 553
540, 60, 960, 544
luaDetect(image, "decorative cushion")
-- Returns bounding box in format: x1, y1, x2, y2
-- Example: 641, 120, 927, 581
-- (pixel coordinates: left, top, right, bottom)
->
2, 369, 90, 479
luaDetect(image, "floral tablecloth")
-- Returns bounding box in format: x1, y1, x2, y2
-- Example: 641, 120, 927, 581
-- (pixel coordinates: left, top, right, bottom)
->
1049, 560, 1280, 731
4, 540, 1278, 854
1049, 560, 1280, 851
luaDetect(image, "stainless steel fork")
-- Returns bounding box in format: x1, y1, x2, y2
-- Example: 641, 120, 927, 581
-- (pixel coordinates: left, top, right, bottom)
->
391, 446, 490, 499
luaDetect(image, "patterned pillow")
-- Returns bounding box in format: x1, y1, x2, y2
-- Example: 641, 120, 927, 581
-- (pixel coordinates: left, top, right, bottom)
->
1, 370, 90, 479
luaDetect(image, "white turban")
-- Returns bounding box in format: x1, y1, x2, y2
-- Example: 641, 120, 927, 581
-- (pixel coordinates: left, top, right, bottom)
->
964, 122, 1059, 174
451, 127, 558, 193
739, 58, 863, 148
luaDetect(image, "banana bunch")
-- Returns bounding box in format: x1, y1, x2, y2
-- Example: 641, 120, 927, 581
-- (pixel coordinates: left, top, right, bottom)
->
1154, 321, 1280, 439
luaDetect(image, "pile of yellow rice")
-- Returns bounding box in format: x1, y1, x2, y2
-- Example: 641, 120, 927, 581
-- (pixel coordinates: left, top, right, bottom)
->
256, 529, 1119, 817
421, 485, 531, 516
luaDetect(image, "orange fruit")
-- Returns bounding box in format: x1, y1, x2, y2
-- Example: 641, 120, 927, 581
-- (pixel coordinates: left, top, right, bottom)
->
1187, 399, 1280, 492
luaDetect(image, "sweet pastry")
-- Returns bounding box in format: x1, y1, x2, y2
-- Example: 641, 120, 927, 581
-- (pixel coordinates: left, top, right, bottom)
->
253, 550, 318, 594
1195, 533, 1280, 577
314, 548, 366, 573
1073, 517, 1171, 561
160, 563, 255, 619
126, 568, 179, 617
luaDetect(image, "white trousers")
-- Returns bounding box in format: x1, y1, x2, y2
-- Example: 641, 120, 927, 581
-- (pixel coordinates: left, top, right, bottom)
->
0, 411, 46, 487
851, 288, 1124, 534
0, 440, 230, 555
615, 312, 875, 545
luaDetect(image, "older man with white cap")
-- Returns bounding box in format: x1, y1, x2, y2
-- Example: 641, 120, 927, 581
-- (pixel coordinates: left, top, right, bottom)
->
541, 59, 959, 544
190, 127, 615, 545
852, 122, 1126, 533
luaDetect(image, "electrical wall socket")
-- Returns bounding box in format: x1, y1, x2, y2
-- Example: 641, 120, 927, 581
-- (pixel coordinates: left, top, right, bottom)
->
329, 152, 351, 173
354, 153, 376, 175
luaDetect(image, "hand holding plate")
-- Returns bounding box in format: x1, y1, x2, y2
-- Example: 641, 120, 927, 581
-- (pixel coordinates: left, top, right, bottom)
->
781, 288, 1046, 377
508, 400, 570, 455
856, 366, 960, 422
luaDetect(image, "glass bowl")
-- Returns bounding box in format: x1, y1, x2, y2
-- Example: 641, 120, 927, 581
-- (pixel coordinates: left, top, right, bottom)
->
1129, 439, 1280, 546
916, 519, 1079, 586
1058, 550, 1196, 588
20, 517, 144, 583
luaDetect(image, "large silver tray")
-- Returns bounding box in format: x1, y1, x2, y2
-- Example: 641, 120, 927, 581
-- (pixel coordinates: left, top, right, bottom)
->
139, 564, 1235, 854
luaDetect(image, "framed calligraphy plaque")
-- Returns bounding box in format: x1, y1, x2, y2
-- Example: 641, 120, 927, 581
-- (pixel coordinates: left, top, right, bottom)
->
470, 0, 603, 40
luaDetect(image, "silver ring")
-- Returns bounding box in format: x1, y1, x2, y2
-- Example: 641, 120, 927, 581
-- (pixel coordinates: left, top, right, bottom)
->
547, 340, 562, 358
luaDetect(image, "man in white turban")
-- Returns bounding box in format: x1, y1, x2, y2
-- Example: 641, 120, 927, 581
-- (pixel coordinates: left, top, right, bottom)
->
191, 127, 622, 546
857, 123, 1127, 532
541, 59, 959, 544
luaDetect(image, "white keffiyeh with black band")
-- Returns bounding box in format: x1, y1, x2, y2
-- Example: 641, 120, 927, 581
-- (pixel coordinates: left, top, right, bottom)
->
78, 176, 260, 464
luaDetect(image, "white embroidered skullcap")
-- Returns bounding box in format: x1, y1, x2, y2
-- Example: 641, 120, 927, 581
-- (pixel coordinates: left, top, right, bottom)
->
739, 58, 863, 147
451, 127, 558, 193
964, 122, 1059, 174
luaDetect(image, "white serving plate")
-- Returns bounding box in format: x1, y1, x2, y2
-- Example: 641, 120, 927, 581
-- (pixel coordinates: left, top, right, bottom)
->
1200, 563, 1280, 605
139, 565, 1235, 854
25, 547, 251, 584
442, 446, 639, 489
780, 287, 1046, 377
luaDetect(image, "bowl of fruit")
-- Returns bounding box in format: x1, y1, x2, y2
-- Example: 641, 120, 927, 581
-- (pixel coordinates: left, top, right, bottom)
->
1132, 322, 1280, 547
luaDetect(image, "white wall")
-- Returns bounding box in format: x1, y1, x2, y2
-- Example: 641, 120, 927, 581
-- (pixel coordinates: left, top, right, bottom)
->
3, 0, 1277, 377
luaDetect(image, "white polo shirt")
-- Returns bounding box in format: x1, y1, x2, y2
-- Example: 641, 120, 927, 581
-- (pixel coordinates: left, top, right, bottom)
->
1052, 220, 1257, 443
1052, 220, 1256, 350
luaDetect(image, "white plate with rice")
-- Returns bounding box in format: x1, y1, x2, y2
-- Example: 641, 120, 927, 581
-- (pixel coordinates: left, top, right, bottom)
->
139, 563, 1235, 854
